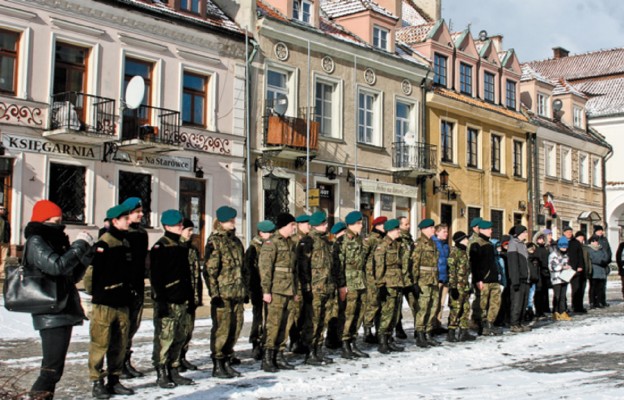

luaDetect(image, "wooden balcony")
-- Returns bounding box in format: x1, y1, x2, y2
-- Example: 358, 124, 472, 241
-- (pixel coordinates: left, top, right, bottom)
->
262, 115, 319, 159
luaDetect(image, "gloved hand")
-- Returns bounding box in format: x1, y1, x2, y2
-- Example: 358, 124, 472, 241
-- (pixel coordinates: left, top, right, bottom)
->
450, 288, 460, 301
377, 286, 389, 303
513, 284, 520, 292
156, 302, 169, 318
413, 284, 421, 297
211, 296, 225, 308
76, 231, 94, 247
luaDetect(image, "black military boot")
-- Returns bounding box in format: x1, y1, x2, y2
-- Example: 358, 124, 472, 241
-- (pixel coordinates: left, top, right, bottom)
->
387, 337, 405, 352
364, 326, 378, 344
458, 328, 477, 341
156, 365, 176, 389
224, 356, 242, 377
252, 341, 263, 361
304, 348, 325, 366
350, 340, 369, 358
92, 379, 111, 399
170, 366, 195, 385
341, 341, 355, 359
447, 329, 458, 343
276, 351, 296, 370
378, 334, 390, 354
482, 321, 493, 336
180, 351, 198, 372
490, 322, 503, 336
106, 375, 135, 396
415, 331, 430, 348
425, 332, 441, 346
212, 357, 233, 379
316, 344, 333, 364
395, 320, 408, 339
262, 349, 279, 373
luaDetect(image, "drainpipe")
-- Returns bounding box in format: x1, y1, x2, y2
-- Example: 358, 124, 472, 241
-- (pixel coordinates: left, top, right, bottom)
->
306, 39, 311, 213
420, 70, 431, 211
245, 31, 259, 248
526, 131, 535, 234
353, 54, 358, 206
532, 131, 540, 231
603, 145, 614, 238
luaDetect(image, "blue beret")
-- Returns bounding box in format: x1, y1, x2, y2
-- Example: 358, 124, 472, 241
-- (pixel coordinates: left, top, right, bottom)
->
345, 211, 363, 225
161, 209, 183, 226
216, 206, 237, 222
106, 204, 129, 220
330, 221, 347, 235
309, 211, 327, 227
257, 220, 276, 233
478, 220, 493, 229
384, 219, 400, 232
296, 214, 310, 223
469, 217, 483, 228
121, 197, 142, 211
418, 218, 435, 229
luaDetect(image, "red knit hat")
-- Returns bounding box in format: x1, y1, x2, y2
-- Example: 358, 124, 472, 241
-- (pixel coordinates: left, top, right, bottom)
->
372, 216, 388, 227
31, 200, 62, 222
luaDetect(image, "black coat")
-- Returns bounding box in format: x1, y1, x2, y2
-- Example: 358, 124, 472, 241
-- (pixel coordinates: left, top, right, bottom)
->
91, 226, 134, 307
150, 231, 193, 305
24, 222, 94, 331
567, 237, 585, 273
470, 234, 499, 284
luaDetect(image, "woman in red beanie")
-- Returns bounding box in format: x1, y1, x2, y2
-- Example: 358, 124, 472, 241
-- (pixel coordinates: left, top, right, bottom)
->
26, 200, 95, 399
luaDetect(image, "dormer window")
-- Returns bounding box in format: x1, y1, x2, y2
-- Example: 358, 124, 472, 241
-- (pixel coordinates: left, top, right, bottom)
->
293, 0, 312, 24
537, 92, 549, 117
433, 53, 447, 86
181, 0, 200, 14
573, 106, 583, 128
460, 63, 472, 95
484, 72, 495, 103
373, 26, 389, 50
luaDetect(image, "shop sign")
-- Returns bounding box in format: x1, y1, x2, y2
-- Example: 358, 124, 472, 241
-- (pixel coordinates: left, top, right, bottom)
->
2, 134, 100, 160
141, 154, 192, 172
358, 179, 417, 197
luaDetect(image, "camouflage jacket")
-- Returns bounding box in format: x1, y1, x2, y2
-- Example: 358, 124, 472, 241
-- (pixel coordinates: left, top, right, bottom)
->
448, 244, 470, 293
338, 229, 366, 291
181, 236, 202, 307
331, 235, 347, 288
204, 227, 247, 300
244, 235, 264, 300
397, 229, 415, 288
363, 230, 384, 282
303, 230, 337, 295
374, 236, 404, 288
259, 232, 299, 296
411, 233, 439, 286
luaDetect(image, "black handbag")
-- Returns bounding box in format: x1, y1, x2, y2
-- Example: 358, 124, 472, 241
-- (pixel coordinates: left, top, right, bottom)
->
3, 241, 68, 314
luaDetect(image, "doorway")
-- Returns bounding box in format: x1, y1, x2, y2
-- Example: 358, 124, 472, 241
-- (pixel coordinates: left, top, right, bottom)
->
317, 183, 335, 226
179, 177, 206, 258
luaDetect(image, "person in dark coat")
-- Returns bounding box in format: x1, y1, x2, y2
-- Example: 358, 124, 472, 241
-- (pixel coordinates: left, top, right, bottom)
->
25, 200, 94, 400
507, 226, 531, 332
563, 227, 587, 313
533, 231, 551, 318
588, 235, 611, 308
616, 240, 624, 300
593, 225, 612, 305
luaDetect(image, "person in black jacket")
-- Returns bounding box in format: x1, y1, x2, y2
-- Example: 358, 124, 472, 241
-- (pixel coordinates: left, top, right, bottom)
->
507, 226, 531, 333
88, 204, 135, 399
563, 227, 587, 313
533, 231, 552, 318
25, 200, 94, 400
616, 240, 624, 300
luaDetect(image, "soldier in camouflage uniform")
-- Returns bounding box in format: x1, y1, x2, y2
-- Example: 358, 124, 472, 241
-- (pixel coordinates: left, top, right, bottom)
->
325, 221, 347, 349
362, 216, 386, 344
260, 213, 300, 373
337, 211, 369, 359
467, 217, 482, 332
204, 206, 247, 379
411, 218, 441, 348
244, 220, 276, 360
298, 211, 339, 365
150, 210, 194, 388
179, 219, 202, 372
290, 214, 311, 354
395, 216, 414, 339
374, 219, 407, 354
447, 231, 477, 342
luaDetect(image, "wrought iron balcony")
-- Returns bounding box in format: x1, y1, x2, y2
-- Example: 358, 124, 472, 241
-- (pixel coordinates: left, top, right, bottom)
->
392, 141, 437, 177
263, 112, 319, 159
45, 92, 116, 143
120, 105, 181, 152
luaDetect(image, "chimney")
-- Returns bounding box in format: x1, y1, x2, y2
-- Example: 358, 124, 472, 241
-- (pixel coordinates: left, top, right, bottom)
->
552, 46, 569, 59
490, 34, 503, 52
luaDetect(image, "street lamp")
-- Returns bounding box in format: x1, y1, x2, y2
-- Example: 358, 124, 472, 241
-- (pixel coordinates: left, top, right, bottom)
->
263, 172, 280, 191
433, 170, 449, 194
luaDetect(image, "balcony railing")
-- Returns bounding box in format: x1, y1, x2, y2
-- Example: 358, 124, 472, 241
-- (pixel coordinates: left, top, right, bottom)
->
49, 92, 116, 135
264, 114, 319, 151
122, 105, 181, 145
392, 141, 437, 172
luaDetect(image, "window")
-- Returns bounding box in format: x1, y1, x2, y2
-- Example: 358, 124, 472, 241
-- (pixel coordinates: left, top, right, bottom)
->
491, 134, 501, 173
484, 72, 495, 103
182, 72, 207, 127
119, 171, 152, 227
573, 106, 583, 128
467, 127, 479, 168
579, 153, 589, 184
491, 209, 504, 240
181, 0, 200, 13
0, 29, 19, 95
358, 91, 379, 145
513, 213, 523, 226
561, 147, 571, 181
373, 26, 389, 50
49, 163, 86, 224
592, 158, 601, 187
53, 42, 88, 95
395, 101, 414, 166
506, 80, 516, 109
266, 69, 288, 109
441, 120, 454, 163
467, 207, 481, 232
433, 53, 447, 86
293, 0, 312, 24
545, 143, 556, 177
513, 140, 523, 177
123, 58, 153, 140
537, 93, 549, 117
460, 63, 472, 95
315, 81, 334, 137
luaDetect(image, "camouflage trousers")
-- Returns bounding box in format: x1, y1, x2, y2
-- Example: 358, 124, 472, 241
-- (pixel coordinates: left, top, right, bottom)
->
341, 289, 366, 341
415, 284, 440, 332
152, 302, 191, 368
404, 288, 419, 329
88, 304, 130, 381
265, 293, 296, 351
379, 287, 402, 336
480, 283, 501, 323
324, 293, 343, 346
448, 293, 471, 329
211, 299, 244, 359
182, 308, 196, 353
363, 277, 380, 329
305, 292, 334, 348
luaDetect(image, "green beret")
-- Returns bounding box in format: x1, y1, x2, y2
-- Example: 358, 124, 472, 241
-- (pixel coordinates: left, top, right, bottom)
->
384, 219, 400, 232
257, 220, 276, 233
106, 204, 129, 220
309, 211, 327, 227
469, 217, 483, 228
161, 209, 183, 226
418, 218, 435, 229
295, 214, 310, 223
345, 211, 363, 225
121, 197, 142, 212
478, 220, 493, 229
330, 222, 346, 235
216, 206, 237, 222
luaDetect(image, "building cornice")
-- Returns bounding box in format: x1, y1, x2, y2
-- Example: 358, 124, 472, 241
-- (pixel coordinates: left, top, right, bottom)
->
536, 126, 610, 157
0, 3, 37, 20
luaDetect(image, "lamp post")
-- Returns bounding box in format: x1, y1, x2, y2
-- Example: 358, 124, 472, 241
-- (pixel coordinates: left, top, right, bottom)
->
262, 172, 280, 191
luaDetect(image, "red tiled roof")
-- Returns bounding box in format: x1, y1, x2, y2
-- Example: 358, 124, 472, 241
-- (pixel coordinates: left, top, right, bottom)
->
402, 0, 433, 24
526, 47, 624, 81
575, 77, 624, 117
256, 0, 288, 21
396, 22, 436, 44
527, 110, 605, 146
552, 78, 587, 99
321, 0, 398, 20
433, 87, 528, 122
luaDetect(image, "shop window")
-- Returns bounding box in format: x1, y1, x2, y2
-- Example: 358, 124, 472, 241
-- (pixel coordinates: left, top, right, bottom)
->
49, 163, 85, 224
491, 209, 503, 240
119, 170, 152, 227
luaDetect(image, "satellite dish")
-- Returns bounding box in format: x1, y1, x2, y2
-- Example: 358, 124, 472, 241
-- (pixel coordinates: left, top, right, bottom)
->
403, 132, 416, 146
552, 99, 563, 112
273, 93, 289, 116
125, 76, 145, 110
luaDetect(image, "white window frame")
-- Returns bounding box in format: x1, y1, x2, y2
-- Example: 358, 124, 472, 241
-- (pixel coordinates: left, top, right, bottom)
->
373, 25, 389, 50
440, 117, 458, 164
579, 152, 589, 184
537, 92, 549, 117
357, 86, 382, 146
466, 125, 482, 169
313, 73, 343, 139
561, 146, 571, 181
293, 0, 313, 24
179, 64, 217, 131
490, 132, 503, 173
265, 63, 298, 117
394, 95, 418, 142
544, 142, 556, 178
512, 139, 525, 178
50, 32, 102, 100
592, 157, 601, 187
573, 106, 583, 128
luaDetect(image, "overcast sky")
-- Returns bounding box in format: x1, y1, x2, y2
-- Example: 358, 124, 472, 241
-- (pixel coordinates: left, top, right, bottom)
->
441, 0, 624, 62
